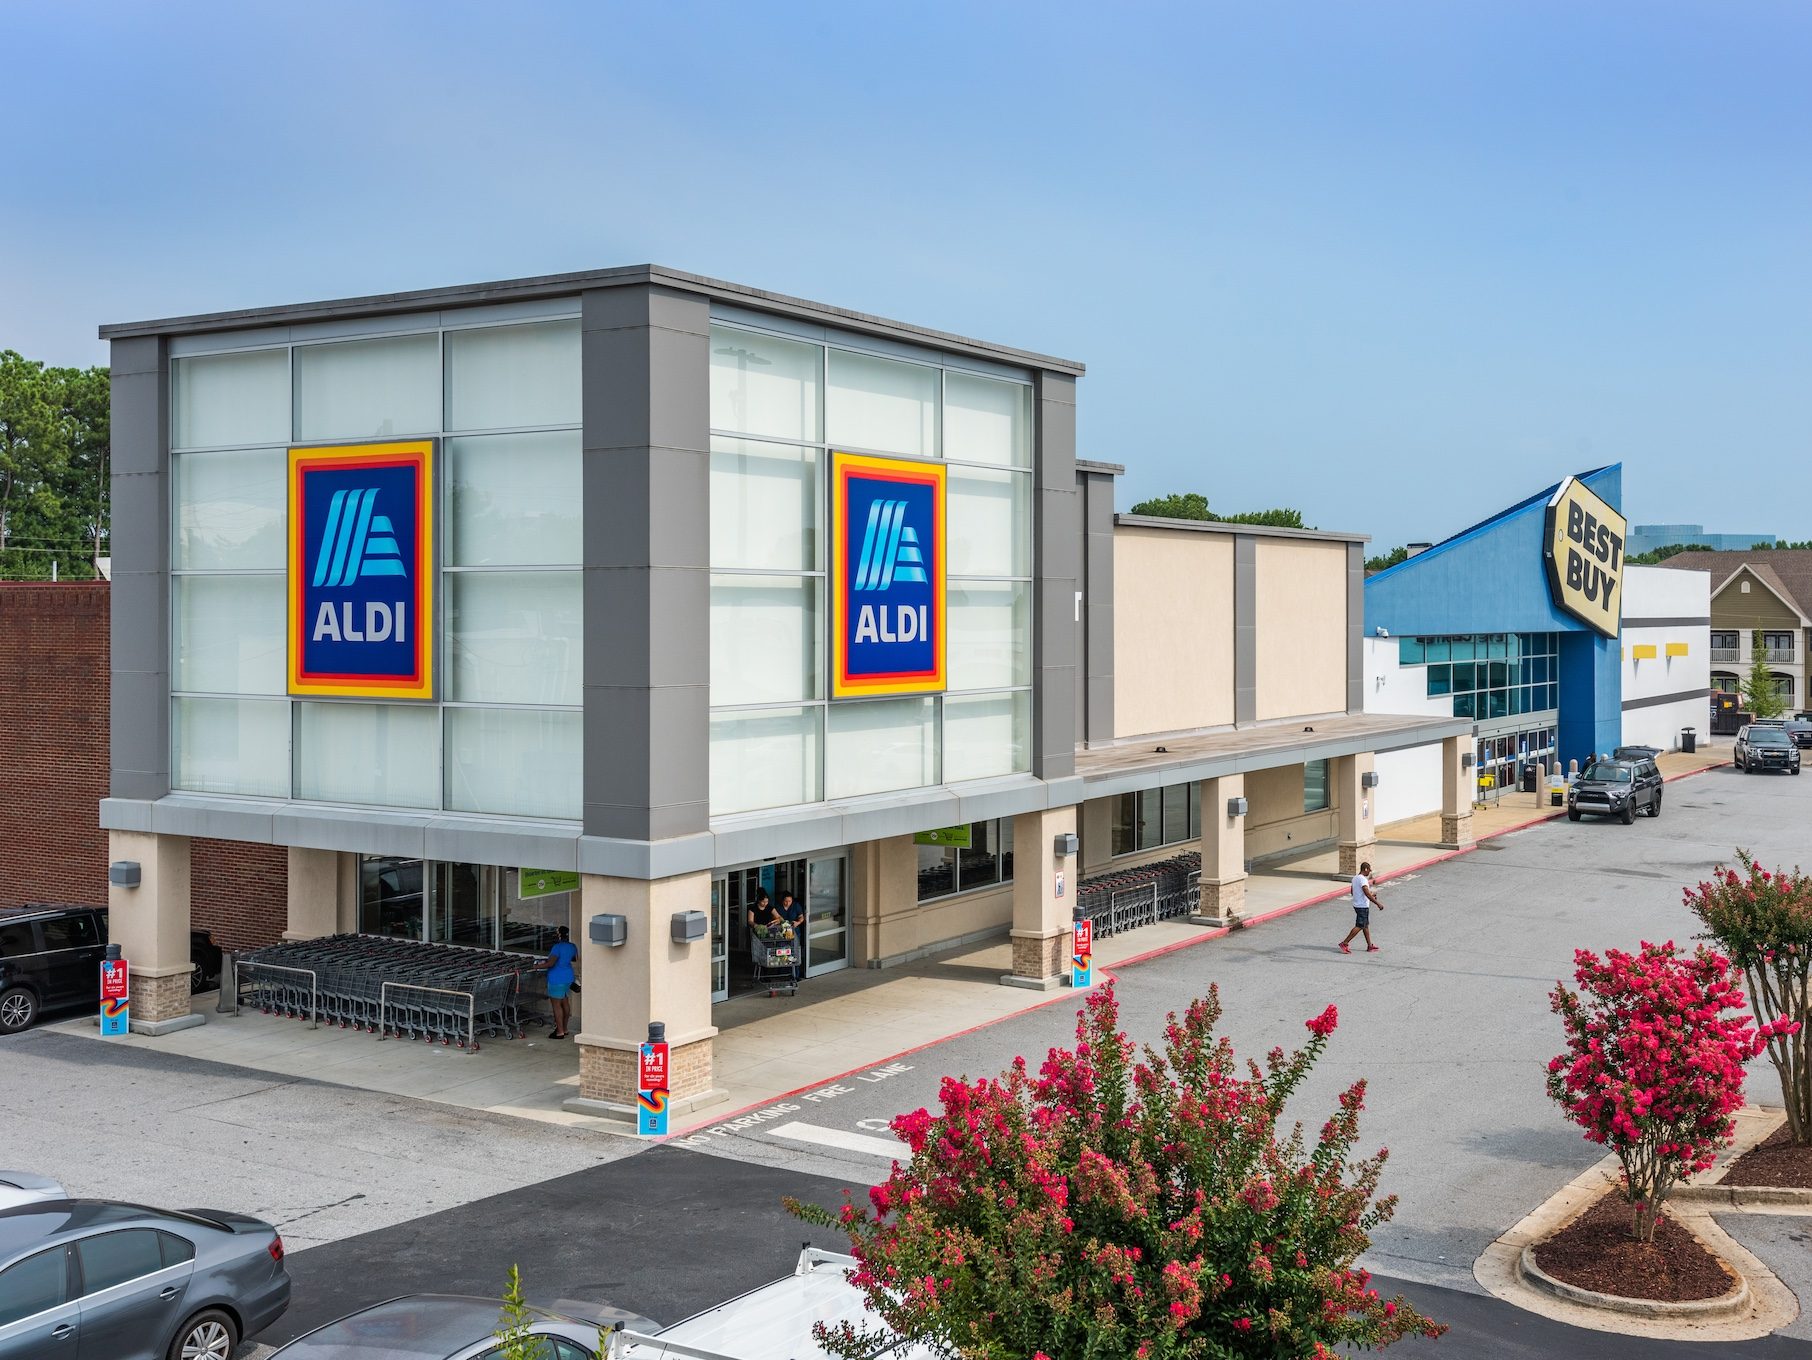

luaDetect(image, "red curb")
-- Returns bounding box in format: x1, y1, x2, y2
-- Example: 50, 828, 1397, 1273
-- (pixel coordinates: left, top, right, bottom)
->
667, 761, 1735, 1142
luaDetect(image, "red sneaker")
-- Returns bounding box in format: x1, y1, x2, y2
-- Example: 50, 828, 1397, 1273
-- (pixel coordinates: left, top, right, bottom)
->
1338, 943, 1351, 954
1366, 945, 1381, 952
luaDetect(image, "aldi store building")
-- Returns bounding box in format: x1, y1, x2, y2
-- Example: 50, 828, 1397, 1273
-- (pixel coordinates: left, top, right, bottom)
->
98, 267, 1465, 1115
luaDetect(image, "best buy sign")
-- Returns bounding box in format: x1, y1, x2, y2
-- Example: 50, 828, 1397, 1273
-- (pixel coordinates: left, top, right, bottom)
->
1542, 476, 1625, 639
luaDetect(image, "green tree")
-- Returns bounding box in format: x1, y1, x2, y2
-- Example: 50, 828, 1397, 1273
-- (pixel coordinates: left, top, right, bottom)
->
1628, 542, 1714, 565
1743, 629, 1787, 719
1129, 491, 1309, 529
0, 352, 110, 579
1367, 545, 1410, 573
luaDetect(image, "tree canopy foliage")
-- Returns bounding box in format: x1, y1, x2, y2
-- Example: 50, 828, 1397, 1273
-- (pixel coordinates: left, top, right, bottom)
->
1365, 545, 1410, 573
1129, 491, 1309, 529
0, 351, 110, 579
1627, 542, 1714, 565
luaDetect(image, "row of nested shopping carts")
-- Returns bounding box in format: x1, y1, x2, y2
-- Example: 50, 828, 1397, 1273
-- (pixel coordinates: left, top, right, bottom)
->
234, 934, 548, 1051
1074, 851, 1202, 939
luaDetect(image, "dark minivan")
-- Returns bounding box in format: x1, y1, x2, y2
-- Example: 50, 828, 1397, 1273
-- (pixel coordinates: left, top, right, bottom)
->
0, 905, 222, 1034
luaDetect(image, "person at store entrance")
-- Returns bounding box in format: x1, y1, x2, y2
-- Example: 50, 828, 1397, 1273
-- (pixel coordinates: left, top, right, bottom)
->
539, 926, 578, 1039
778, 891, 806, 986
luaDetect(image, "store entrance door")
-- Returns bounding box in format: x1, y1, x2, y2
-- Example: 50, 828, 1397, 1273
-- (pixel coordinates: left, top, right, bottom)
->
712, 850, 850, 1000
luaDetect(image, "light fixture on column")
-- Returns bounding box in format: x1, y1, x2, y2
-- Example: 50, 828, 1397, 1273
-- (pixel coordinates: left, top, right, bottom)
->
670, 911, 707, 944
1227, 796, 1248, 818
1053, 833, 1079, 858
108, 861, 141, 888
589, 913, 627, 947
1361, 771, 1381, 789
1461, 752, 1475, 769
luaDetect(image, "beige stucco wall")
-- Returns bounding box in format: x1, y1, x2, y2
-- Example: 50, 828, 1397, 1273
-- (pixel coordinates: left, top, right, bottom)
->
1254, 539, 1348, 720
851, 836, 1014, 967
1113, 527, 1235, 737
1244, 763, 1336, 860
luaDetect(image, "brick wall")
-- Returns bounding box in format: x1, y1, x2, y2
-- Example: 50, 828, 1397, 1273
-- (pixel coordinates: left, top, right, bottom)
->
0, 582, 287, 947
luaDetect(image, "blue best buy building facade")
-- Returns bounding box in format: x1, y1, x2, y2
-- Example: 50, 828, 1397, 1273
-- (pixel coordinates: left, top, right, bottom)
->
1367, 466, 1625, 781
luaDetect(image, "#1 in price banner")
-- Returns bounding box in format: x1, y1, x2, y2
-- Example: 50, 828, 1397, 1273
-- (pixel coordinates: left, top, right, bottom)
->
1071, 918, 1093, 990
637, 1041, 670, 1136
100, 958, 130, 1036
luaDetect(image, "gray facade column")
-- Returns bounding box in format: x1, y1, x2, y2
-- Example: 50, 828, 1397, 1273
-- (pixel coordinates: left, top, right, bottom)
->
108, 335, 170, 802
582, 285, 711, 842
1347, 541, 1365, 715
1081, 469, 1116, 747
1233, 534, 1257, 727
1033, 373, 1079, 779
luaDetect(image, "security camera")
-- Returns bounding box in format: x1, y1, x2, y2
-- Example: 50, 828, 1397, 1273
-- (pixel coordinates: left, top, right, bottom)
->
1374, 626, 1389, 638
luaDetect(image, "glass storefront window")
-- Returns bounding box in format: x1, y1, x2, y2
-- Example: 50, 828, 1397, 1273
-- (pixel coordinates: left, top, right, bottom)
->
947, 582, 1031, 690
431, 862, 494, 949
500, 868, 569, 954
172, 350, 290, 450
826, 697, 938, 800
1162, 784, 1188, 844
709, 574, 822, 707
443, 320, 580, 431
1188, 782, 1202, 839
172, 696, 289, 798
709, 705, 822, 814
359, 857, 425, 939
1304, 760, 1330, 813
825, 349, 938, 458
948, 465, 1030, 579
444, 707, 581, 819
709, 437, 821, 572
296, 702, 440, 809
173, 448, 285, 570
446, 432, 581, 566
941, 691, 1030, 782
447, 570, 583, 706
944, 372, 1031, 468
294, 333, 439, 441
173, 575, 284, 695
710, 327, 822, 443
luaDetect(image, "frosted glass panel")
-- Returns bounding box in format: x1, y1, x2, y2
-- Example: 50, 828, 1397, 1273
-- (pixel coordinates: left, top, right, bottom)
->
709, 438, 821, 571
444, 320, 581, 431
945, 372, 1030, 468
448, 571, 582, 705
173, 448, 285, 570
172, 349, 289, 450
710, 327, 821, 442
447, 432, 581, 565
294, 333, 439, 440
171, 697, 288, 798
949, 466, 1030, 578
943, 692, 1030, 782
445, 707, 581, 819
710, 575, 821, 706
296, 702, 439, 808
173, 575, 284, 695
947, 582, 1030, 690
826, 350, 938, 458
826, 697, 937, 799
709, 706, 821, 814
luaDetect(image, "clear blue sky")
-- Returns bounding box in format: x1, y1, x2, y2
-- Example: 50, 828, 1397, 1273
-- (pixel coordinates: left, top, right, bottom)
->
3, 1, 1807, 548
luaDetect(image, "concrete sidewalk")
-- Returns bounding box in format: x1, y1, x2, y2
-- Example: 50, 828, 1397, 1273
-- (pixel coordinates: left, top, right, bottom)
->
52, 740, 1733, 1132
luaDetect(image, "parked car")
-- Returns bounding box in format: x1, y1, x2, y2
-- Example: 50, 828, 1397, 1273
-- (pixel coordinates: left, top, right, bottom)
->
0, 905, 222, 1035
0, 1177, 64, 1213
1782, 718, 1812, 750
1567, 757, 1663, 823
1735, 724, 1803, 775
0, 1198, 289, 1360
271, 1294, 659, 1359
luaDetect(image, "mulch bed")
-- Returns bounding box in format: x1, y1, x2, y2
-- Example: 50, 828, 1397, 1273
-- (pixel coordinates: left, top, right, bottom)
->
1532, 1192, 1737, 1303
1722, 1123, 1812, 1188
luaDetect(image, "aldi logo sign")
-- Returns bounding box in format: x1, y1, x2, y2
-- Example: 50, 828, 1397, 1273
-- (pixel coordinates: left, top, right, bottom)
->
288, 441, 434, 698
832, 452, 946, 697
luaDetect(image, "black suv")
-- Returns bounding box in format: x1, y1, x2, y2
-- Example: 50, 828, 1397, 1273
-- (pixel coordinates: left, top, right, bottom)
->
1567, 756, 1663, 824
1735, 724, 1803, 775
0, 905, 223, 1034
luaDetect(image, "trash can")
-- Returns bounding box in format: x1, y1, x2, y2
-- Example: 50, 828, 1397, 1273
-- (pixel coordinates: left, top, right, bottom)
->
1680, 727, 1696, 754
1521, 765, 1539, 794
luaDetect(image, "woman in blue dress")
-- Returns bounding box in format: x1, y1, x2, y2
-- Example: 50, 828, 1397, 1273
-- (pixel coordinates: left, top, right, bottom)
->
541, 925, 578, 1039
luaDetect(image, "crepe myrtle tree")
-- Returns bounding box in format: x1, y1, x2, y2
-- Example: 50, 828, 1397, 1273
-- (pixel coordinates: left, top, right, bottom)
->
1687, 852, 1812, 1145
789, 984, 1440, 1359
1547, 941, 1783, 1243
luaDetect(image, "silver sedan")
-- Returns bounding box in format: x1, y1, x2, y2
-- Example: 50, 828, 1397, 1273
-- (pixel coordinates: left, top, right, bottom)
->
271, 1295, 660, 1359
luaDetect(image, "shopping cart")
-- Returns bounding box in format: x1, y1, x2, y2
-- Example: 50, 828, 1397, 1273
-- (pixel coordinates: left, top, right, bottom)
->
750, 928, 799, 998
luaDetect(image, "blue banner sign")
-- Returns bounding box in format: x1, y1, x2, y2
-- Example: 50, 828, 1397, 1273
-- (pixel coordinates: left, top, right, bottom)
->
832, 452, 946, 697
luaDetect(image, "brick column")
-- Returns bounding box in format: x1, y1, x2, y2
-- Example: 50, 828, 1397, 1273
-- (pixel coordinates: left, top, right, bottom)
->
564, 870, 724, 1121
106, 830, 204, 1033
1004, 805, 1078, 990
1188, 774, 1248, 926
1439, 735, 1474, 848
284, 847, 340, 940
1334, 753, 1377, 878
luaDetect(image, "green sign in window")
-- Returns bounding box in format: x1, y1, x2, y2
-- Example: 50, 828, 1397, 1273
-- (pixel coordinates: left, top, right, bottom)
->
518, 868, 580, 900
913, 825, 971, 848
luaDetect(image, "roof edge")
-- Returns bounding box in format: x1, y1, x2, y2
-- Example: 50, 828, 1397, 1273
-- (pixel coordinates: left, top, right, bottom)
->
1115, 513, 1366, 545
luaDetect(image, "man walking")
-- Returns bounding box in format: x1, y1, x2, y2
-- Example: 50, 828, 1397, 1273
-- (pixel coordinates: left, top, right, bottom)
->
1338, 861, 1383, 954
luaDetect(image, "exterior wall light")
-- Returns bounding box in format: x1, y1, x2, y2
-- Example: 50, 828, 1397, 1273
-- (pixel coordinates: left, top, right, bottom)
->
1053, 833, 1079, 858
108, 861, 141, 888
1227, 796, 1249, 818
1461, 752, 1475, 769
670, 910, 708, 944
590, 913, 627, 947
1361, 771, 1381, 789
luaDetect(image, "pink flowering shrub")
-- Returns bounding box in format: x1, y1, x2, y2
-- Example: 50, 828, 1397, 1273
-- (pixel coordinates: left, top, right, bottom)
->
1685, 851, 1811, 1145
787, 984, 1440, 1358
1546, 940, 1782, 1241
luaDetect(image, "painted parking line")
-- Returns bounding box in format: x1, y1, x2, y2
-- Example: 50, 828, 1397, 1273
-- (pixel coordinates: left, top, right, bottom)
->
766, 1121, 904, 1160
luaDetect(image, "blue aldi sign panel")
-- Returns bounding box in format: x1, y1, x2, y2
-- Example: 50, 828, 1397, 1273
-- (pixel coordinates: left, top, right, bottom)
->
288, 442, 435, 699
833, 452, 946, 698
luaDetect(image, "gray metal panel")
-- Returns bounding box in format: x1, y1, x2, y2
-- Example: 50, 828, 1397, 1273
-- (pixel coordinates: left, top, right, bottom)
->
109, 334, 170, 804
97, 798, 156, 833
150, 799, 276, 843
712, 303, 1033, 382
1033, 373, 1079, 780
576, 832, 717, 880
274, 809, 430, 859
1621, 687, 1712, 712
953, 775, 1048, 824
1082, 470, 1116, 746
422, 819, 581, 872
1622, 616, 1713, 628
1234, 536, 1257, 726
1346, 541, 1365, 714
709, 817, 853, 870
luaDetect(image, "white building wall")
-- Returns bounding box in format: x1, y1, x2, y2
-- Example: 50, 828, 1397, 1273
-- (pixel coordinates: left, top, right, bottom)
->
1621, 565, 1711, 751
1363, 635, 1448, 826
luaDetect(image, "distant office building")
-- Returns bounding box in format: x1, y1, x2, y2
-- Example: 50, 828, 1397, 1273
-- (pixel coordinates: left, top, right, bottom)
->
1629, 523, 1775, 557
